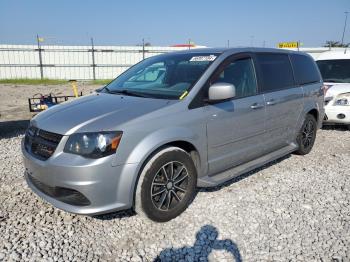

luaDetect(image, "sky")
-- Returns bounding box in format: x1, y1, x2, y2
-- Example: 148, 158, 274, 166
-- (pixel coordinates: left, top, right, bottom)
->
0, 0, 349, 48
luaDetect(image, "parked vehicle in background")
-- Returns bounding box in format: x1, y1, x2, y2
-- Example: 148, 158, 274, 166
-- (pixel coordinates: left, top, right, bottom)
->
22, 48, 324, 222
316, 51, 350, 130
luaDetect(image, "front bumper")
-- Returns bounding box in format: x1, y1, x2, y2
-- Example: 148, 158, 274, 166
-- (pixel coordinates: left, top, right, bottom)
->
323, 105, 350, 125
22, 138, 139, 215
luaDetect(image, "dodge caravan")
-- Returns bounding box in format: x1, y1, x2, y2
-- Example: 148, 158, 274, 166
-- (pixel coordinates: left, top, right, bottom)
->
22, 48, 324, 222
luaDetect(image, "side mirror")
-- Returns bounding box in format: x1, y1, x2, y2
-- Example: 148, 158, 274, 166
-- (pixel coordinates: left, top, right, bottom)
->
208, 82, 236, 102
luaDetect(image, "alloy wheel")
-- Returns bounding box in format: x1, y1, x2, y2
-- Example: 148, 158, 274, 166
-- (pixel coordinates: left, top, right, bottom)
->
302, 120, 315, 148
150, 161, 189, 211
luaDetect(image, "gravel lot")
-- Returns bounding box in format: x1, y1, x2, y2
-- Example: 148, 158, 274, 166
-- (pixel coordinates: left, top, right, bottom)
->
0, 127, 349, 261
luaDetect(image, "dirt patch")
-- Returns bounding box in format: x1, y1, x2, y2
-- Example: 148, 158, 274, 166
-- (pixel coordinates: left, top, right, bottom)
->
0, 83, 100, 122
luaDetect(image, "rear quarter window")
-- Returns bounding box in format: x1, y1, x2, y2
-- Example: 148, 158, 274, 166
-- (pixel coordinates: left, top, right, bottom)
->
290, 54, 320, 85
256, 53, 295, 92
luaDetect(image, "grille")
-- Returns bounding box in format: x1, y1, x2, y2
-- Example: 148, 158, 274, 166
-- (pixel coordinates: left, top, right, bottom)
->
28, 175, 91, 206
24, 126, 63, 160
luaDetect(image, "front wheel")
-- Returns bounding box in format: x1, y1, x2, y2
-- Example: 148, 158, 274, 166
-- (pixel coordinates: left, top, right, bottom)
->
294, 114, 317, 155
134, 147, 197, 222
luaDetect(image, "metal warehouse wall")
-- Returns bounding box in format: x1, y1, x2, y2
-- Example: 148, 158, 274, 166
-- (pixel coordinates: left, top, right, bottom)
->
0, 45, 190, 80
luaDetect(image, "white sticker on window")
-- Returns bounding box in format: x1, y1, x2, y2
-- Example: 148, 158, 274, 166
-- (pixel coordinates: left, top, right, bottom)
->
190, 55, 217, 62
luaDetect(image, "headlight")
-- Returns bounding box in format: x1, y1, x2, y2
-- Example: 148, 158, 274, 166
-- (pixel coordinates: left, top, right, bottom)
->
322, 84, 332, 97
64, 131, 122, 158
334, 93, 350, 106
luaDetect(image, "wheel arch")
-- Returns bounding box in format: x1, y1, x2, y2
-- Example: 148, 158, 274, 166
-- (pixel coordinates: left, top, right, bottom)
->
132, 139, 201, 209
307, 108, 319, 122
296, 102, 322, 132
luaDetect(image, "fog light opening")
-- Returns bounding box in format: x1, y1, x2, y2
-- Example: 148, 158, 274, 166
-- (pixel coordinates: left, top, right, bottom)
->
337, 113, 346, 119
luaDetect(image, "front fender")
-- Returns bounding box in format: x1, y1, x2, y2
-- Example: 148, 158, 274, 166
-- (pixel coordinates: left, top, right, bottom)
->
123, 126, 207, 207
125, 126, 204, 167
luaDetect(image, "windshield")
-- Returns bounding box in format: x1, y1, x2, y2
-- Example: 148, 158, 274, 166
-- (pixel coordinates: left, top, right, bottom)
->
316, 59, 350, 83
103, 52, 219, 99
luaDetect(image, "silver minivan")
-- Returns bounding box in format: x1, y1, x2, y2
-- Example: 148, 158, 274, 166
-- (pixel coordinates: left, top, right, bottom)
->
22, 48, 324, 222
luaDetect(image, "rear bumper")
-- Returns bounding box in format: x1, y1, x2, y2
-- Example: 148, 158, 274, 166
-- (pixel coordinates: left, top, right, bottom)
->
323, 106, 350, 125
22, 139, 139, 215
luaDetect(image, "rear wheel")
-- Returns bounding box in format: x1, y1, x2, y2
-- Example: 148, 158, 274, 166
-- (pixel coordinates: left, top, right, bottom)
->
134, 147, 197, 222
294, 114, 317, 155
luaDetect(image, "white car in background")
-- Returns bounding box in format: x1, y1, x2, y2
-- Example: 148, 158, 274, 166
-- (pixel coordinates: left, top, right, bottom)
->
316, 51, 350, 130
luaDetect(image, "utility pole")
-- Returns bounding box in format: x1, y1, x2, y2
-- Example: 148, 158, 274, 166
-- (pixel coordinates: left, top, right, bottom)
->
188, 39, 191, 50
341, 11, 349, 46
227, 40, 230, 48
36, 34, 44, 79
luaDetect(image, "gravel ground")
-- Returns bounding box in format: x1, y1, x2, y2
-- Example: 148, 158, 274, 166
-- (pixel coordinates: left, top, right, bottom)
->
0, 128, 349, 261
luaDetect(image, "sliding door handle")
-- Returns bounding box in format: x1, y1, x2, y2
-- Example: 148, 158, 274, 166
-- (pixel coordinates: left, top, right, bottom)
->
250, 103, 264, 109
266, 99, 276, 106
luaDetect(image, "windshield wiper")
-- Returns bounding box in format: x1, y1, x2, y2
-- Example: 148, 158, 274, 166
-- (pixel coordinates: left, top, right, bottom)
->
109, 89, 150, 98
98, 86, 111, 93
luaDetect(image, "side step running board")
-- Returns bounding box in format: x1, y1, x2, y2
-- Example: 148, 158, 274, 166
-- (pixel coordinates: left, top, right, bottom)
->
197, 143, 298, 187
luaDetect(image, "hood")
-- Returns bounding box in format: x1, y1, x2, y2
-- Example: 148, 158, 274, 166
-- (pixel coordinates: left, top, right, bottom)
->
31, 93, 174, 135
324, 83, 350, 99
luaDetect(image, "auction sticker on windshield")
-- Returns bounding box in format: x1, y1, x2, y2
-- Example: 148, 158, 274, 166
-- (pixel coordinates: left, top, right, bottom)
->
190, 55, 217, 62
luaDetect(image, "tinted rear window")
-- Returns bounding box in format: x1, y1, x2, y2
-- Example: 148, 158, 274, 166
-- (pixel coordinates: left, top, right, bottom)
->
290, 54, 320, 85
256, 54, 294, 92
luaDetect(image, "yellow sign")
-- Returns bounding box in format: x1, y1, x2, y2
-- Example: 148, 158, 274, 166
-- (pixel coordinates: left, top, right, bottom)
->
278, 42, 299, 48
38, 37, 44, 42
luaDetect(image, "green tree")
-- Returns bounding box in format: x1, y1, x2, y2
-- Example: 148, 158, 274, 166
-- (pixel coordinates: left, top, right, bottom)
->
323, 41, 349, 48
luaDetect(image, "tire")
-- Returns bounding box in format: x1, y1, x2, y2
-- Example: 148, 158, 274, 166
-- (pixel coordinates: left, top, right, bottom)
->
294, 114, 317, 155
134, 147, 197, 222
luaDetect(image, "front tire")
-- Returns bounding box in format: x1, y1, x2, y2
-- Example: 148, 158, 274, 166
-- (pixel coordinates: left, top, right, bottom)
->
134, 147, 197, 222
294, 114, 317, 155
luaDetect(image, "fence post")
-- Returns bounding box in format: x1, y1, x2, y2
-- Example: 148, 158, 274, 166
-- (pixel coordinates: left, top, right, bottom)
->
37, 34, 44, 79
91, 37, 96, 80
142, 38, 145, 60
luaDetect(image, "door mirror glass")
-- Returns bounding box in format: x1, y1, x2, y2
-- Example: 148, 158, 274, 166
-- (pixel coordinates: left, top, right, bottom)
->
208, 82, 236, 102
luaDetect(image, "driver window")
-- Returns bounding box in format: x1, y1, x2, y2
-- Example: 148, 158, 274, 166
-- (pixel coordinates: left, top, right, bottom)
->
212, 58, 257, 98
